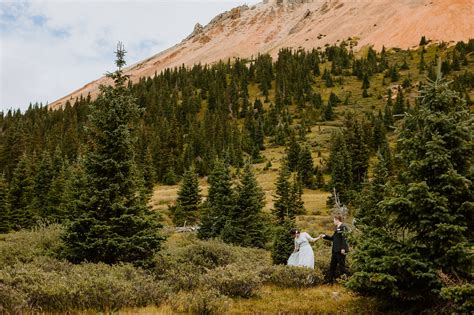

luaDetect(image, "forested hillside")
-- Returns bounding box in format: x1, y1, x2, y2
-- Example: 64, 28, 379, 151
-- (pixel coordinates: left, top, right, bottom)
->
1, 40, 473, 229
0, 39, 473, 313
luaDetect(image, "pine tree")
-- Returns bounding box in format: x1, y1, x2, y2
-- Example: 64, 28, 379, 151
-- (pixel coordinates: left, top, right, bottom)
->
142, 147, 155, 194
372, 113, 387, 150
393, 88, 405, 115
362, 74, 370, 89
419, 51, 426, 74
297, 144, 315, 189
271, 219, 295, 265
198, 159, 234, 239
171, 166, 201, 226
0, 174, 10, 233
289, 174, 305, 215
348, 77, 473, 308
344, 117, 370, 186
390, 64, 400, 82
451, 51, 461, 71
271, 163, 302, 265
355, 151, 390, 229
314, 166, 325, 188
286, 135, 301, 172
32, 150, 54, 218
221, 163, 267, 248
328, 131, 352, 202
384, 89, 394, 128
419, 36, 428, 46
379, 46, 389, 71
62, 43, 164, 266
60, 159, 88, 220
323, 100, 334, 121
46, 161, 69, 222
7, 153, 36, 230
272, 162, 292, 224
323, 69, 334, 87
362, 89, 369, 98
163, 167, 178, 185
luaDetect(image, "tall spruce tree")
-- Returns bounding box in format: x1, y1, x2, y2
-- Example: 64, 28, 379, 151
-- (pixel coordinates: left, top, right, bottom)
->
198, 159, 234, 239
62, 43, 164, 266
362, 74, 370, 89
61, 160, 88, 220
33, 150, 54, 217
271, 164, 305, 264
328, 131, 352, 202
393, 87, 405, 116
221, 163, 267, 248
348, 76, 473, 310
0, 174, 9, 233
272, 162, 293, 224
170, 166, 201, 226
289, 174, 305, 215
297, 144, 315, 189
271, 219, 295, 265
7, 153, 35, 230
344, 118, 370, 186
323, 99, 335, 121
46, 162, 68, 222
419, 50, 426, 74
286, 135, 301, 172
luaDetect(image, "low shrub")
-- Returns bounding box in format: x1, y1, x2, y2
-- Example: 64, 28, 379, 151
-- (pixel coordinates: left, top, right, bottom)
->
169, 287, 231, 315
0, 257, 167, 313
0, 224, 63, 267
261, 265, 324, 288
170, 239, 238, 270
205, 264, 262, 298
159, 261, 204, 292
154, 238, 271, 294
0, 283, 28, 314
158, 238, 271, 272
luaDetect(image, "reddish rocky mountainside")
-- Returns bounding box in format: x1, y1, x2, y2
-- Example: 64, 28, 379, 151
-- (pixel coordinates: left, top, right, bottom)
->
49, 0, 473, 109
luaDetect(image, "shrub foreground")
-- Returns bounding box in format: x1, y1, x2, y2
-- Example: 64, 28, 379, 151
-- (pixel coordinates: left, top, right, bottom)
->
0, 226, 328, 314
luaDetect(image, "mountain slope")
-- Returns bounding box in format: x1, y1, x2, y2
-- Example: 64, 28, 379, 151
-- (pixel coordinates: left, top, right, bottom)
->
49, 0, 473, 109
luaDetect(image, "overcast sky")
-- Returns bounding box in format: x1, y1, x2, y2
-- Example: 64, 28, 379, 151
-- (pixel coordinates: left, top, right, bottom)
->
0, 0, 260, 112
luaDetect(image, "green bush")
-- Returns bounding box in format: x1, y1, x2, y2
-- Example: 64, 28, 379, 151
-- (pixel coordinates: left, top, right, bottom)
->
0, 224, 63, 267
0, 257, 167, 312
155, 239, 270, 296
156, 238, 271, 275
205, 264, 262, 298
261, 265, 324, 288
0, 283, 28, 314
159, 261, 204, 292
170, 287, 231, 315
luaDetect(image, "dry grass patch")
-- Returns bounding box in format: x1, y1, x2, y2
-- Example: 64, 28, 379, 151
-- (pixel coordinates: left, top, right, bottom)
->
228, 285, 377, 314
302, 189, 330, 214
296, 215, 333, 236
122, 285, 378, 315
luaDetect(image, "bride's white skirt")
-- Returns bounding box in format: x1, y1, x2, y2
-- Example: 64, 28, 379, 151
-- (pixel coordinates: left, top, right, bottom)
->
287, 244, 314, 269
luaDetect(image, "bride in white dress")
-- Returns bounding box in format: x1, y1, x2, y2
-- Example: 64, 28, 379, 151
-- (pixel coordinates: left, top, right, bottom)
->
287, 228, 321, 269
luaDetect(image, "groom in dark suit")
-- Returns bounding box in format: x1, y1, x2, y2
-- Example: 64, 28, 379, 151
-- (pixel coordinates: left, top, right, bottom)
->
320, 215, 349, 283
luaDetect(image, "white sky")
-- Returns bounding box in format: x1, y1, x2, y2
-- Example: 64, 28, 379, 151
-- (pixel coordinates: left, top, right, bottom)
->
0, 0, 260, 112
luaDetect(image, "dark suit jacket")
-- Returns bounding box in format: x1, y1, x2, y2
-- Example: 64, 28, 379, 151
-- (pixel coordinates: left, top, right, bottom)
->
323, 224, 349, 253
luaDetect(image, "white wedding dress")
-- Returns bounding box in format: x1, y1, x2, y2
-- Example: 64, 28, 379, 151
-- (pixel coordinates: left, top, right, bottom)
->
287, 232, 316, 269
